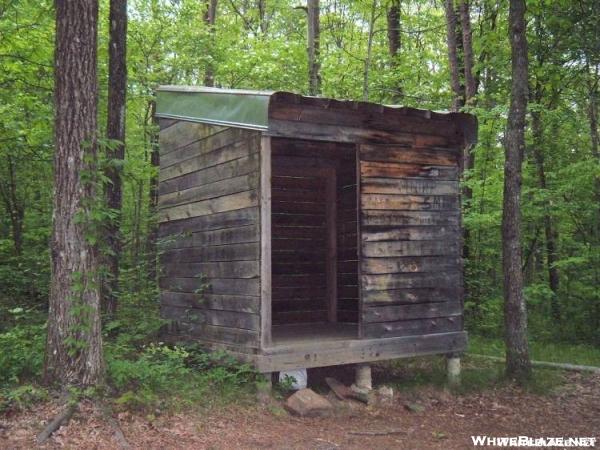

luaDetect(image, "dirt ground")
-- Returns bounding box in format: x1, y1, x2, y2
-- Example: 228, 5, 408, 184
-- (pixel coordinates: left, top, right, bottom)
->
1, 369, 598, 449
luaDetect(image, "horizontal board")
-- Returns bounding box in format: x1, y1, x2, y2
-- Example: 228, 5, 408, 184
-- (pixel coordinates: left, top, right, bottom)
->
361, 256, 460, 274
159, 190, 258, 222
272, 214, 326, 227
272, 200, 326, 214
272, 175, 325, 190
160, 121, 226, 154
361, 226, 458, 242
363, 301, 461, 323
362, 287, 460, 304
161, 127, 251, 168
160, 137, 257, 182
361, 194, 458, 211
269, 101, 460, 141
272, 285, 328, 299
268, 119, 455, 147
161, 242, 259, 263
360, 144, 459, 166
272, 298, 327, 312
272, 225, 325, 239
161, 306, 259, 331
161, 224, 260, 250
272, 274, 326, 288
272, 261, 326, 274
362, 316, 463, 339
160, 277, 260, 296
360, 161, 458, 180
361, 178, 458, 195
361, 210, 459, 227
173, 321, 259, 348
272, 310, 329, 325
158, 207, 258, 237
159, 153, 259, 196
161, 261, 259, 279
362, 272, 461, 291
272, 188, 324, 202
159, 173, 259, 208
362, 240, 459, 257
161, 291, 259, 313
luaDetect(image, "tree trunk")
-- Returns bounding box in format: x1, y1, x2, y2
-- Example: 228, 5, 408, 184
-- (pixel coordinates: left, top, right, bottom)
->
531, 104, 560, 321
362, 0, 377, 102
444, 0, 464, 112
307, 0, 321, 96
386, 0, 401, 101
0, 155, 24, 256
147, 100, 159, 283
104, 0, 127, 317
459, 0, 476, 103
502, 0, 531, 382
45, 0, 104, 387
386, 0, 400, 60
258, 0, 267, 34
203, 0, 218, 87
458, 0, 476, 263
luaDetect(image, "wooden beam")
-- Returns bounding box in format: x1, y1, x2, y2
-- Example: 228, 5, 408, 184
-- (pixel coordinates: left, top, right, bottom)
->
260, 136, 272, 349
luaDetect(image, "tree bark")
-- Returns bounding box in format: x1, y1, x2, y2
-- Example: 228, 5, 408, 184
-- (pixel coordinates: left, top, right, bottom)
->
459, 0, 476, 103
203, 0, 218, 87
104, 0, 127, 317
502, 0, 531, 382
386, 0, 400, 61
307, 0, 321, 96
457, 0, 476, 263
362, 0, 377, 102
0, 155, 24, 255
444, 0, 464, 112
531, 98, 560, 321
45, 0, 104, 387
386, 0, 401, 102
147, 100, 159, 283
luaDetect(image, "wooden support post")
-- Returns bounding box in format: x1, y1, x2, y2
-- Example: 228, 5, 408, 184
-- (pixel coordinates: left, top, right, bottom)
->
355, 363, 372, 391
447, 353, 461, 387
260, 136, 272, 348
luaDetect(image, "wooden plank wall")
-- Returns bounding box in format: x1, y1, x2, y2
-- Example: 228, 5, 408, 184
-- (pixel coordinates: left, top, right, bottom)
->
337, 153, 359, 323
157, 119, 262, 351
270, 138, 358, 325
359, 141, 463, 339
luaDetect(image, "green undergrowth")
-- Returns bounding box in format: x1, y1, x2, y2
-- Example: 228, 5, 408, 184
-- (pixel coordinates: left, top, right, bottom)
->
469, 335, 600, 367
376, 354, 565, 396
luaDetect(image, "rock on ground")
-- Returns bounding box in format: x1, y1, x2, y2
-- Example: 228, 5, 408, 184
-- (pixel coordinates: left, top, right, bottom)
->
285, 388, 333, 417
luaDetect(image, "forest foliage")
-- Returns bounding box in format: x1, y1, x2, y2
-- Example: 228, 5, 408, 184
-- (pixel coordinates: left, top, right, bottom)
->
0, 0, 599, 397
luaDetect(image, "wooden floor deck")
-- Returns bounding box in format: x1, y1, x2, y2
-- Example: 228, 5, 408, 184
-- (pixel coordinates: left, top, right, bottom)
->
272, 322, 358, 346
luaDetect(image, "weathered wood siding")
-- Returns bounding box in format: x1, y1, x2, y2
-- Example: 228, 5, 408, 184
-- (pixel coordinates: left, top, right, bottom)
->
158, 119, 261, 350
358, 141, 463, 339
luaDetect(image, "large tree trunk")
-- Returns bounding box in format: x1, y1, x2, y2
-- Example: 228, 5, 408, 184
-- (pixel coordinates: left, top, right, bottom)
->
203, 0, 218, 87
45, 0, 104, 387
502, 0, 531, 382
307, 0, 321, 96
444, 0, 464, 112
104, 0, 127, 317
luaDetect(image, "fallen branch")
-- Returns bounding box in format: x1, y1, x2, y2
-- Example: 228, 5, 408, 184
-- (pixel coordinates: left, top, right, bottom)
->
468, 354, 600, 373
36, 401, 78, 444
349, 429, 406, 436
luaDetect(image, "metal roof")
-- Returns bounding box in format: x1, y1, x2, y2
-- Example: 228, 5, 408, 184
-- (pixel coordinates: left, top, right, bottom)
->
155, 86, 477, 145
156, 86, 275, 130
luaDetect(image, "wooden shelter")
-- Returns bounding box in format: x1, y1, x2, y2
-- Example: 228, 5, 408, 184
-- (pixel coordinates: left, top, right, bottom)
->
156, 86, 477, 374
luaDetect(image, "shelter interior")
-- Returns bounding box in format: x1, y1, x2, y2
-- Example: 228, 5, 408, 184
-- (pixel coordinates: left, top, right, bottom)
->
270, 137, 359, 345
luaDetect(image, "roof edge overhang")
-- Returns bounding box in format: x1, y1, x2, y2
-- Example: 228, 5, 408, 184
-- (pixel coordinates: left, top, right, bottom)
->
155, 86, 478, 145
